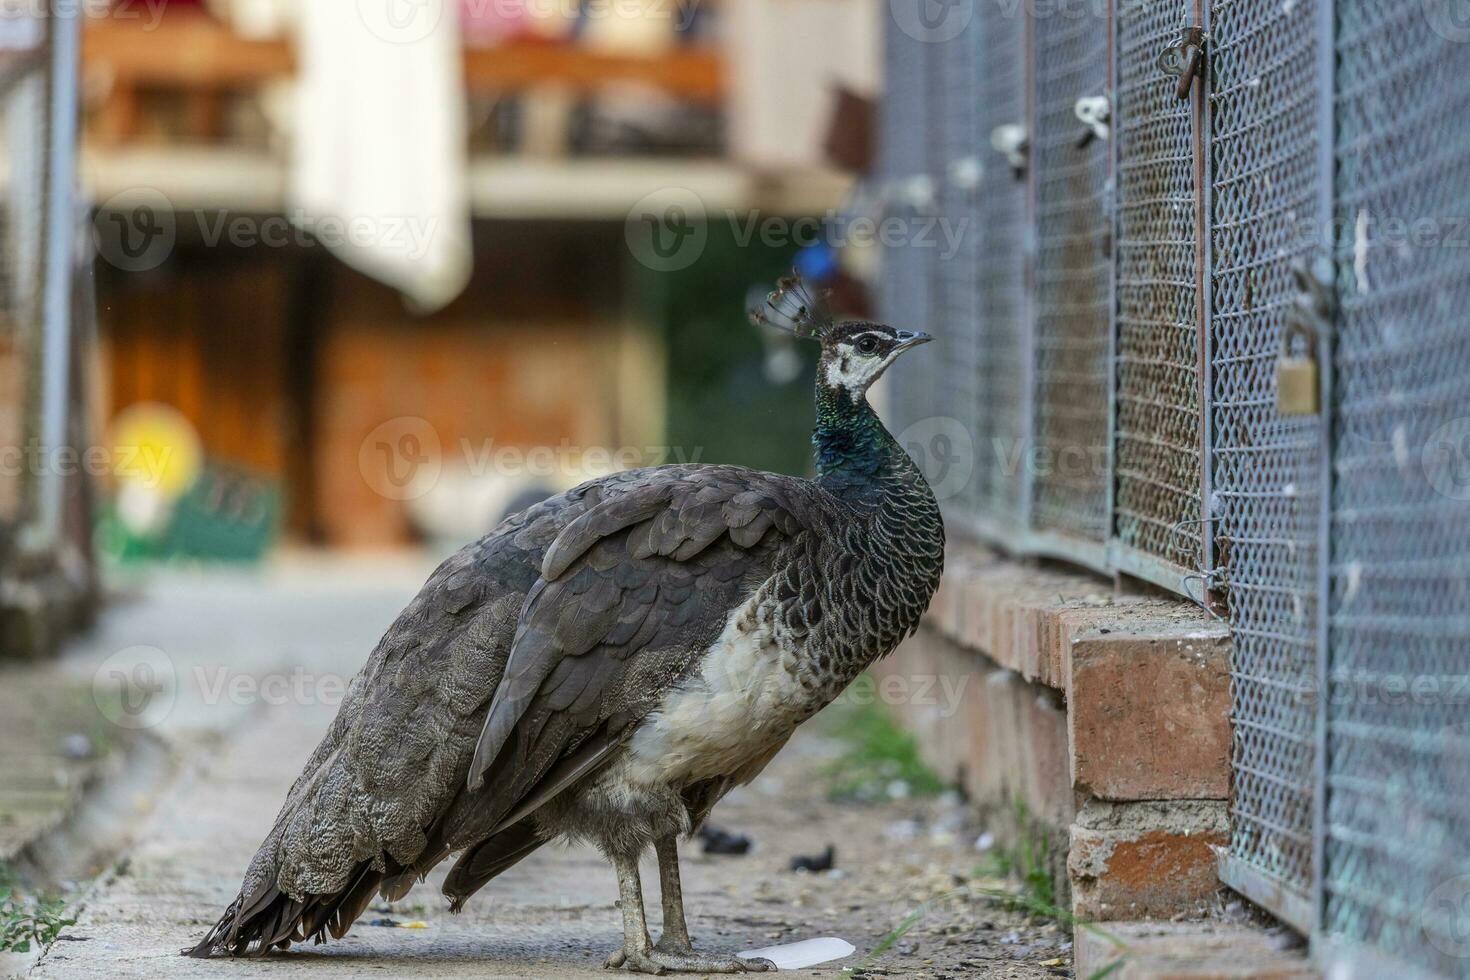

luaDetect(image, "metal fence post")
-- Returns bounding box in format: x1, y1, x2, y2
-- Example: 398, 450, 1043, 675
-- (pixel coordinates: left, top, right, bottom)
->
25, 5, 79, 554
1310, 0, 1336, 950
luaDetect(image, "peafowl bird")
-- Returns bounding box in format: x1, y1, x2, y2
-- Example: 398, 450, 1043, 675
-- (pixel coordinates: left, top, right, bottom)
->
188, 276, 945, 973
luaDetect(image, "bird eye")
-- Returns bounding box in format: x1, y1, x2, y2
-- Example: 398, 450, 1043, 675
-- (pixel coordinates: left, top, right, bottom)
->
856, 336, 879, 355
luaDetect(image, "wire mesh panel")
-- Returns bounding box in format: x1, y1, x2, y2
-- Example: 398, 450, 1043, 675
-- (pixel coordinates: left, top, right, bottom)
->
1028, 0, 1110, 552
973, 0, 1030, 537
932, 3, 985, 528
1112, 0, 1204, 578
879, 16, 935, 437
1207, 0, 1324, 929
1323, 2, 1470, 971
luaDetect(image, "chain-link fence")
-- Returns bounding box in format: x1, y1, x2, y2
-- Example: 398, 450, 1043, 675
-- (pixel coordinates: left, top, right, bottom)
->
1323, 2, 1470, 973
879, 0, 1470, 971
880, 13, 934, 448
1208, 0, 1326, 931
1113, 0, 1207, 580
972, 0, 1030, 541
934, 0, 985, 530
1028, 0, 1110, 560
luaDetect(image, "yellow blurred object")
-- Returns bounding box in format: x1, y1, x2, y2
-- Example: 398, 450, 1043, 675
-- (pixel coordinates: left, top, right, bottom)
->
108, 402, 204, 499
399, 921, 429, 929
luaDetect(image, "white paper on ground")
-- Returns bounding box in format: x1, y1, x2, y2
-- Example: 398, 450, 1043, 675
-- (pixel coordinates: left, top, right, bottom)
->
738, 937, 857, 970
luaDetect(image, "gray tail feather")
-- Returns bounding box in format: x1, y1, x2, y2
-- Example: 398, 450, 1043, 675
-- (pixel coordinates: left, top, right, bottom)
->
442, 821, 546, 912
184, 861, 389, 958
184, 823, 543, 957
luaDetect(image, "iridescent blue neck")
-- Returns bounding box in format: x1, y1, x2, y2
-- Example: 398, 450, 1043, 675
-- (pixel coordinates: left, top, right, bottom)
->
813, 380, 897, 497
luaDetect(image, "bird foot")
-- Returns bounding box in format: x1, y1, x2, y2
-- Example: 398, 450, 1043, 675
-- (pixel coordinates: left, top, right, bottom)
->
652, 934, 693, 956
604, 945, 776, 974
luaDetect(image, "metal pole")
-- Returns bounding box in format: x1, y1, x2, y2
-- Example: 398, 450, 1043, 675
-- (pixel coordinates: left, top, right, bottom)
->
25, 3, 79, 553
1310, 0, 1337, 952
1018, 1, 1038, 546
1193, 0, 1218, 613
1103, 0, 1119, 569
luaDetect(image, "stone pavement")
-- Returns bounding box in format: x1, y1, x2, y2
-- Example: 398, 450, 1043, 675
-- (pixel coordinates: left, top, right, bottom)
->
0, 669, 117, 871
16, 555, 1073, 979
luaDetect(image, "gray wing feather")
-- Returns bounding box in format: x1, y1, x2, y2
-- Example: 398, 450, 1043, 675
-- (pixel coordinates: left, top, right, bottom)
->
464, 469, 813, 805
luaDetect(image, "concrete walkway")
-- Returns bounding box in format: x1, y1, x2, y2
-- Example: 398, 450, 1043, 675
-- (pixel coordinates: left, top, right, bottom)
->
19, 556, 1071, 979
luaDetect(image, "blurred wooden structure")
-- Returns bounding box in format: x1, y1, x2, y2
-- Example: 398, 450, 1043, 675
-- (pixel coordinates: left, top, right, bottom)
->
94, 224, 657, 548
80, 8, 842, 551
82, 13, 723, 144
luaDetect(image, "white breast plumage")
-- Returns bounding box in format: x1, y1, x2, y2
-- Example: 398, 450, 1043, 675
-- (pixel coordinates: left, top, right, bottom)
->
621, 595, 807, 787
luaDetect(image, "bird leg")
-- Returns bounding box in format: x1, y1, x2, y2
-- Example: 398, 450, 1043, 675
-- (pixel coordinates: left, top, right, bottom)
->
604, 851, 653, 972
604, 839, 776, 974
652, 835, 692, 953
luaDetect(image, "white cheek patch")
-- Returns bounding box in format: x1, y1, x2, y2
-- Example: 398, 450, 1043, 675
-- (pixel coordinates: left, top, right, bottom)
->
823, 353, 862, 390
824, 346, 901, 400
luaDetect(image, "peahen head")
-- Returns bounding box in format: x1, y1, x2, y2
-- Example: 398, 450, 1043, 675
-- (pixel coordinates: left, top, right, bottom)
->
815, 319, 932, 402
752, 273, 935, 487
750, 274, 932, 404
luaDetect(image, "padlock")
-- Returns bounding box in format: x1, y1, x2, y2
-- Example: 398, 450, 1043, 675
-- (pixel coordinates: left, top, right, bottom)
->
1276, 315, 1319, 416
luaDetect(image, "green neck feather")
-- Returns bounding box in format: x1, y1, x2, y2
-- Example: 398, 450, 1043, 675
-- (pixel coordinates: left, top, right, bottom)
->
812, 379, 899, 494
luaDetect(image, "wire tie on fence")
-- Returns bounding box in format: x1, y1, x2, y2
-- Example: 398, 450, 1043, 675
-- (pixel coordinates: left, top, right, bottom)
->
1167, 515, 1218, 536
1181, 570, 1227, 622
1164, 516, 1228, 620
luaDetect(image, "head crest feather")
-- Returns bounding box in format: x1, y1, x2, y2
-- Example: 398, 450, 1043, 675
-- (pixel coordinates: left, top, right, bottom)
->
748, 272, 833, 341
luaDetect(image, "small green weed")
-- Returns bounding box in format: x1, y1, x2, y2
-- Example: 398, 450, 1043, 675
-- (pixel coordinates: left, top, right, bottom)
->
0, 862, 75, 954
851, 801, 1130, 979
822, 684, 947, 801
976, 801, 1055, 912
848, 879, 1128, 979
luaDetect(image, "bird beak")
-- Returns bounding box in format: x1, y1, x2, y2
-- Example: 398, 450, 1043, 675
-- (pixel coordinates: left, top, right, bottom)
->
895, 330, 933, 351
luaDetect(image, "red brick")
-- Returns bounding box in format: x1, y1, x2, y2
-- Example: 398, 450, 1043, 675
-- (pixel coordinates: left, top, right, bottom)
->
936, 552, 1128, 692
1066, 622, 1232, 800
1018, 687, 1075, 827
983, 669, 1026, 804
879, 629, 963, 784
935, 639, 986, 786
962, 663, 1002, 804
958, 569, 999, 657
1069, 800, 1228, 921
1074, 921, 1316, 979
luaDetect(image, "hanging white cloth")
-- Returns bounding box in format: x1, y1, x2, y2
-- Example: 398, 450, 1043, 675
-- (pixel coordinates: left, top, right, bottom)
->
292, 1, 471, 311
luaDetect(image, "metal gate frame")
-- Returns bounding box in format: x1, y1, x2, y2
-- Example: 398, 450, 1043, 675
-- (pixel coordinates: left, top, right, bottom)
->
1207, 0, 1333, 933
972, 0, 1032, 551
1019, 0, 1114, 575
1104, 0, 1217, 601
1315, 2, 1470, 974
881, 1, 1220, 592
1310, 0, 1335, 954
